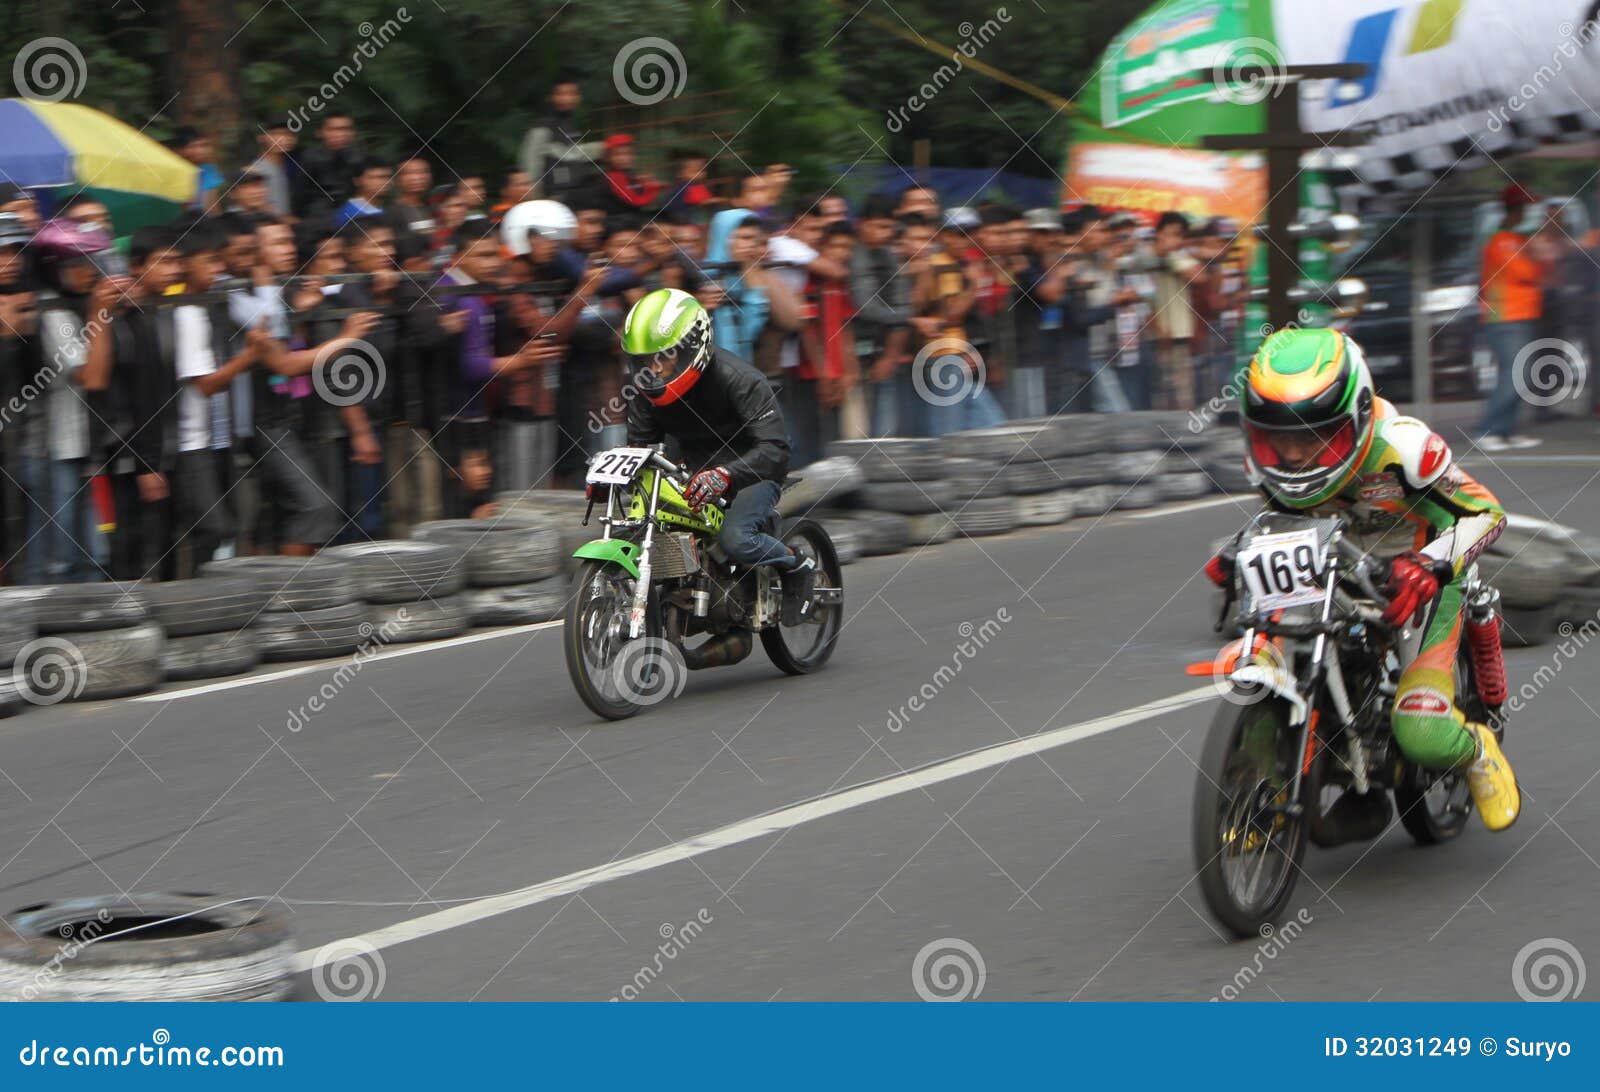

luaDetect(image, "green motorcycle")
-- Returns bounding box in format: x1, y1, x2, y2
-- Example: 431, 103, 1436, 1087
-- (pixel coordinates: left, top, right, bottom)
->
563, 445, 843, 720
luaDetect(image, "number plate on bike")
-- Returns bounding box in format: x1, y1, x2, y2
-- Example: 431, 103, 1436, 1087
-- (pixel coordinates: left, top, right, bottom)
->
586, 447, 653, 486
1236, 528, 1325, 609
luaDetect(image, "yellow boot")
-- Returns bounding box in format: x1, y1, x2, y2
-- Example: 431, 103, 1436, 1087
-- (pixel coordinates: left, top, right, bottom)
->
1465, 722, 1520, 831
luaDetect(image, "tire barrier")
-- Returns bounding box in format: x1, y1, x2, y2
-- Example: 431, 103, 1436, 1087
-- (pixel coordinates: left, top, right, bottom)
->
822, 520, 866, 564
323, 541, 468, 603
903, 512, 958, 546
1016, 490, 1076, 527
201, 557, 359, 612
953, 496, 1020, 538
140, 576, 267, 638
464, 579, 568, 626
0, 591, 39, 675
0, 893, 296, 1001
858, 479, 955, 516
1113, 482, 1164, 511
28, 623, 165, 702
27, 582, 150, 634
252, 602, 372, 663
160, 631, 263, 682
825, 438, 945, 483
368, 595, 473, 644
412, 519, 564, 587
777, 457, 867, 516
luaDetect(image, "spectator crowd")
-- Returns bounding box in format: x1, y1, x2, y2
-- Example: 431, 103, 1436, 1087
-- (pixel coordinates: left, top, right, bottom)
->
0, 76, 1249, 588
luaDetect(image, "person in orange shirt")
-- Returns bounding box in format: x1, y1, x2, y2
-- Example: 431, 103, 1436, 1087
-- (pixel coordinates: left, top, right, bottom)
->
1477, 183, 1551, 450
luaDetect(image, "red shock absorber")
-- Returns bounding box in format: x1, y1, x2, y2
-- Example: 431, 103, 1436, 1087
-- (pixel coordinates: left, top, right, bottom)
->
1466, 610, 1508, 707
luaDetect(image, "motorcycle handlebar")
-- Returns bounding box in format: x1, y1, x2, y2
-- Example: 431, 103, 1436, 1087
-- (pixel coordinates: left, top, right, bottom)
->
648, 451, 729, 511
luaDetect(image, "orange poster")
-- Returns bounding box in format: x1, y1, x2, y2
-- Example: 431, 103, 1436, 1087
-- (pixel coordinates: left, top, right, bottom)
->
1065, 142, 1265, 226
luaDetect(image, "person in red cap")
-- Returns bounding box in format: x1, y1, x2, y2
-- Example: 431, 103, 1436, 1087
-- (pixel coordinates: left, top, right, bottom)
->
1477, 182, 1553, 450
601, 133, 663, 213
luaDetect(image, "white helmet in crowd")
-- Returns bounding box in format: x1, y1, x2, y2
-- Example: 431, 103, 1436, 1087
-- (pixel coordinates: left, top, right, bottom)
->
501, 199, 577, 255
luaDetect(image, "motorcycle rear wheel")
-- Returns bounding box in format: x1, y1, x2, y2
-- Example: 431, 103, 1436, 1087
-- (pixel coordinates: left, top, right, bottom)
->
1193, 695, 1309, 939
761, 519, 843, 675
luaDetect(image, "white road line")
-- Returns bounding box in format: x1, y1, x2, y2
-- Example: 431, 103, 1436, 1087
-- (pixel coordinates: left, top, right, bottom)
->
1128, 495, 1255, 519
291, 684, 1217, 969
131, 622, 563, 702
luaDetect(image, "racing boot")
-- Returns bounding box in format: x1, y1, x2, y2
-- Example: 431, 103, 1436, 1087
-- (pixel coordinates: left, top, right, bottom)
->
1465, 721, 1520, 831
781, 555, 817, 627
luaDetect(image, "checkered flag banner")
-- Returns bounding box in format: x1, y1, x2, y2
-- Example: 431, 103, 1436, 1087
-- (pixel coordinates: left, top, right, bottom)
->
1279, 0, 1600, 199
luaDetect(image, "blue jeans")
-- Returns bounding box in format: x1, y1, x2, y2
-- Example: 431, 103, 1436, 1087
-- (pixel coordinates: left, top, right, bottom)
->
1478, 321, 1535, 438
718, 479, 795, 570
19, 456, 105, 585
915, 358, 1008, 437
869, 373, 910, 438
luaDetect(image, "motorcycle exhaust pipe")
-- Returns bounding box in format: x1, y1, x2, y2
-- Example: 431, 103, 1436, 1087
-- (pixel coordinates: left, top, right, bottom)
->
682, 629, 753, 670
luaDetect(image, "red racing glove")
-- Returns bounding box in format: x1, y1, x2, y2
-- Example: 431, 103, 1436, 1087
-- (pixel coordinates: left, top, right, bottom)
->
1383, 550, 1443, 626
1204, 552, 1234, 588
684, 466, 731, 509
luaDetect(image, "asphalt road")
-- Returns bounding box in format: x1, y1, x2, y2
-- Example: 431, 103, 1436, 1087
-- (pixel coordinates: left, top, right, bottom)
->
2, 437, 1598, 1001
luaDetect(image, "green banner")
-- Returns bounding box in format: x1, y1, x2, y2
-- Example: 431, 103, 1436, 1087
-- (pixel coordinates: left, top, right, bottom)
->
1101, 0, 1252, 128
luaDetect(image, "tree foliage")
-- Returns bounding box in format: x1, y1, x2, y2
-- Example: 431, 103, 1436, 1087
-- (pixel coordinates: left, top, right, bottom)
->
1, 0, 1128, 181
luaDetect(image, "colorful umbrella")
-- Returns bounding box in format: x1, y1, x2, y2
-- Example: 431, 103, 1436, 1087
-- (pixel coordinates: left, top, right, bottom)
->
0, 98, 198, 232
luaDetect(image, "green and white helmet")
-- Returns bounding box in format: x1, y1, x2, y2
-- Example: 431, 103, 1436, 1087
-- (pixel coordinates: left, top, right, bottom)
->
622, 288, 713, 406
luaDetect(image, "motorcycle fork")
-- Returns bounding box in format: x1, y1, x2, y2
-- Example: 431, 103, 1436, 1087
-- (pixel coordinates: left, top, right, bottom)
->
628, 471, 663, 639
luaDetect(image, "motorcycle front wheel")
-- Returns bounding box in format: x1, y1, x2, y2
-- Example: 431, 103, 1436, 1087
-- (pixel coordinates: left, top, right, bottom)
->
563, 560, 675, 720
1193, 694, 1309, 938
761, 519, 843, 675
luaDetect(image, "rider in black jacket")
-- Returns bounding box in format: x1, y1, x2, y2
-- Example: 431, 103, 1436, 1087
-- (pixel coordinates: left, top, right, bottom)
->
621, 287, 815, 624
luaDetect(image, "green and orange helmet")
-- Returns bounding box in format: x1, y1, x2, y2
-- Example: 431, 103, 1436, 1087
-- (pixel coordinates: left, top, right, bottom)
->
1241, 328, 1375, 509
622, 287, 714, 406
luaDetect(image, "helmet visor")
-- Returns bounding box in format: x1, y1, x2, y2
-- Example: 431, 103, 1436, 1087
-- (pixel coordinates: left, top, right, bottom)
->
1247, 419, 1357, 472
629, 345, 688, 396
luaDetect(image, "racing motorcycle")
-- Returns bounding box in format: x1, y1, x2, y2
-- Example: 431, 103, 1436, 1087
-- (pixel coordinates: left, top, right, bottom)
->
563, 445, 843, 720
1191, 511, 1504, 937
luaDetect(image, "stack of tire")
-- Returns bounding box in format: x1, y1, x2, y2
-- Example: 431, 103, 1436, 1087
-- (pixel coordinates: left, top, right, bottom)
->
815, 439, 933, 554
142, 575, 268, 682
495, 489, 592, 575
412, 513, 566, 626
324, 540, 471, 643
0, 584, 163, 703
202, 557, 368, 663
1481, 515, 1600, 648
0, 591, 39, 717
